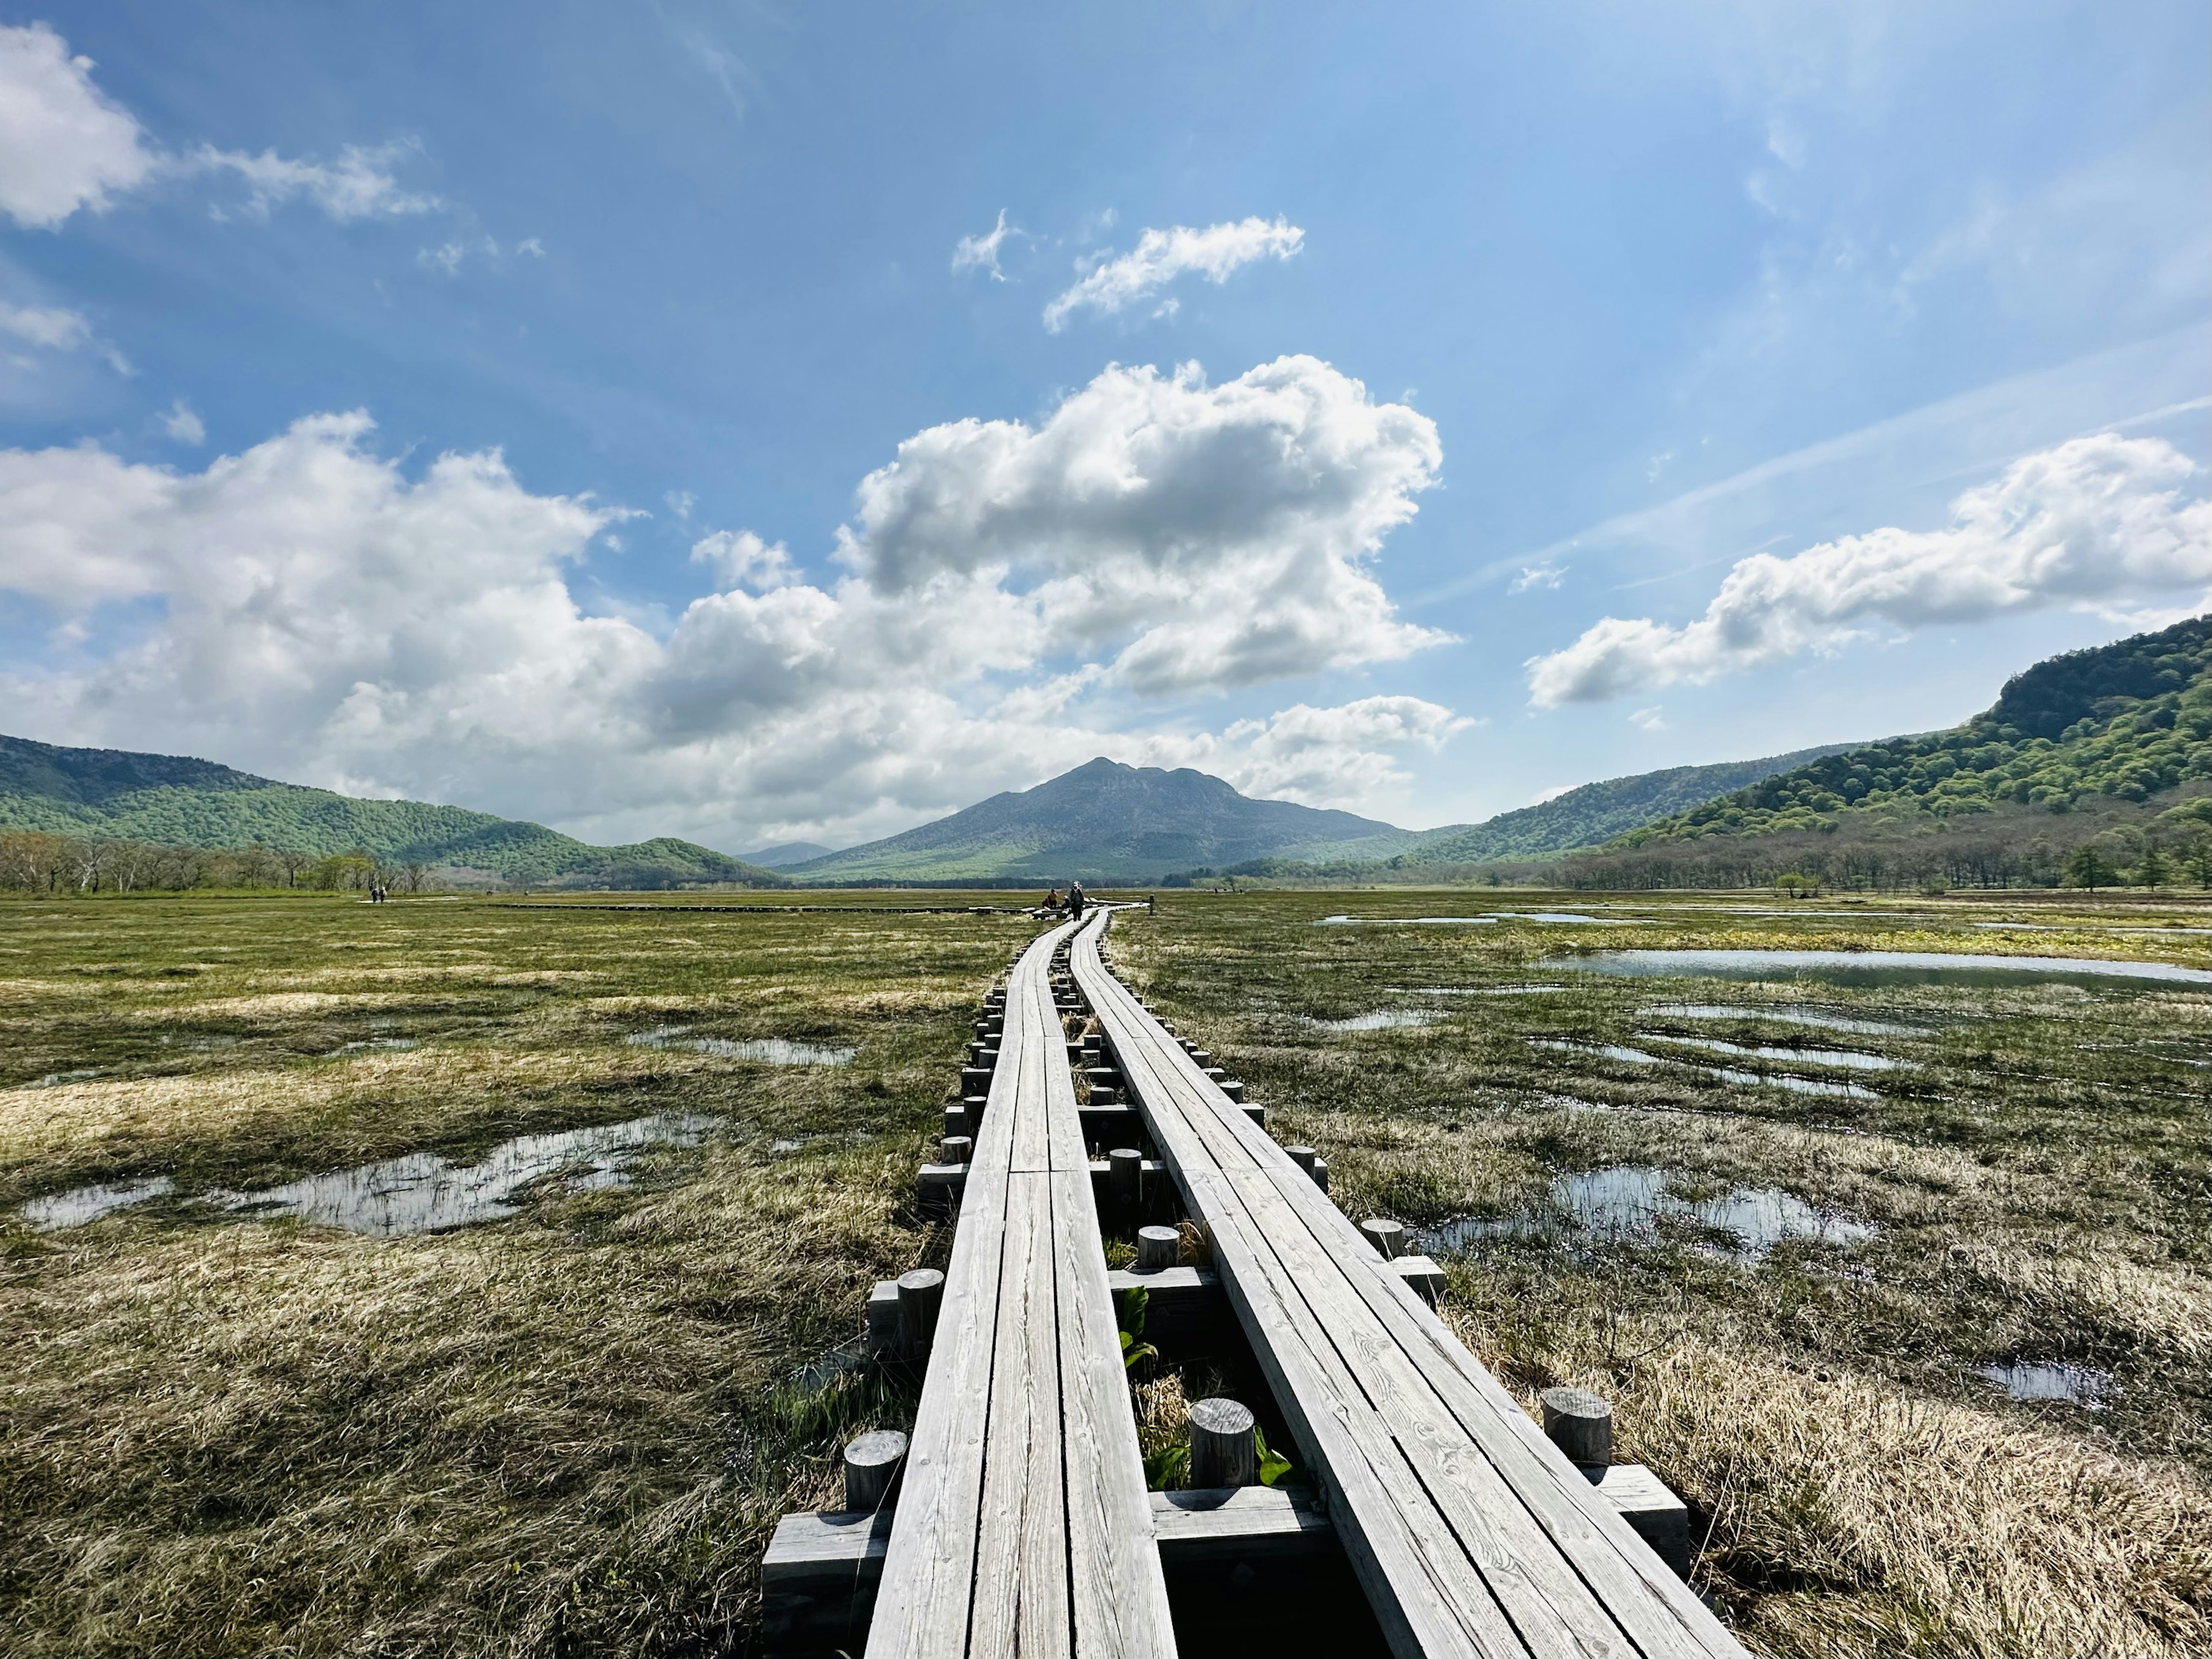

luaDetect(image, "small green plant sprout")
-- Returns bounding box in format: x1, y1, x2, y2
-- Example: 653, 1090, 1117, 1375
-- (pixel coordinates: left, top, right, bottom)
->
1116, 1286, 1157, 1372
1253, 1426, 1294, 1487
1143, 1442, 1189, 1491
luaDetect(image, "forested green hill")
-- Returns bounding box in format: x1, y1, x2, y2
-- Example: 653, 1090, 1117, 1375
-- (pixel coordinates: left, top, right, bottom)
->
0, 734, 779, 889
1402, 743, 1862, 862
1620, 616, 2211, 848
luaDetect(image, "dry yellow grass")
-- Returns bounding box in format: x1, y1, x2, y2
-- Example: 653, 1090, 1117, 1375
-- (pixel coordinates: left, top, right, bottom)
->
5, 886, 2207, 1656
1456, 1311, 2212, 1658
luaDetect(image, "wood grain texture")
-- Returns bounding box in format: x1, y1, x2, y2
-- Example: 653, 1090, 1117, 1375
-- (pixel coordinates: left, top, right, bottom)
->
1069, 913, 1749, 1659
868, 912, 1173, 1659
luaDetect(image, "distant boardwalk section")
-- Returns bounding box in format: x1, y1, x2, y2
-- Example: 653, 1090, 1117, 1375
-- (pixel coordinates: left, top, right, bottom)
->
867, 911, 1176, 1657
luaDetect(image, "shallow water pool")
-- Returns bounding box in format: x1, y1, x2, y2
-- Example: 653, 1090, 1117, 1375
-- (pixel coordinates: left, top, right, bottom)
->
1540, 949, 2212, 988
1420, 1165, 1876, 1260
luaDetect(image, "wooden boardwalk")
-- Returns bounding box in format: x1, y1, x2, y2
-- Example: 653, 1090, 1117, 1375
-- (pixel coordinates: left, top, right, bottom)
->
867, 912, 1176, 1658
1069, 914, 1749, 1659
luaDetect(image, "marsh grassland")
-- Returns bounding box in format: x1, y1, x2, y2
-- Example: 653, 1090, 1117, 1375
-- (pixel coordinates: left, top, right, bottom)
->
2, 889, 2207, 1657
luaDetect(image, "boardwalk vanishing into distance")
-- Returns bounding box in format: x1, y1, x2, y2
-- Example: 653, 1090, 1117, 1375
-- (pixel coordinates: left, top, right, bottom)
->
763, 906, 1748, 1657
866, 912, 1175, 1657
1071, 913, 1747, 1659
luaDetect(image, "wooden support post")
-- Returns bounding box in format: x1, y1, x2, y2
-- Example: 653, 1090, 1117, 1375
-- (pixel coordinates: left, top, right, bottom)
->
1135, 1225, 1179, 1270
940, 1135, 972, 1165
865, 1279, 900, 1354
1188, 1397, 1257, 1488
1287, 1145, 1319, 1177
843, 1429, 908, 1512
1359, 1218, 1406, 1259
1109, 1147, 1142, 1214
1540, 1387, 1613, 1466
896, 1268, 945, 1361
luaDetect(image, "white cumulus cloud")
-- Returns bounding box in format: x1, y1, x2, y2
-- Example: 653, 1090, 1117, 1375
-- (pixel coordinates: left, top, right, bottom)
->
1525, 434, 2212, 706
0, 24, 158, 227
0, 354, 1455, 849
1199, 697, 1472, 808
690, 528, 793, 591
1043, 217, 1304, 331
841, 354, 1448, 695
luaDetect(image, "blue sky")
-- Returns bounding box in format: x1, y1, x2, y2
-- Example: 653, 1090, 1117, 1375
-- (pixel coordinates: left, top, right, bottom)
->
1, 1, 2206, 853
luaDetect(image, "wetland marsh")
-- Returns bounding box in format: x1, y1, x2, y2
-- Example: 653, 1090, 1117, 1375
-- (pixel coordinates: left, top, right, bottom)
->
1, 887, 2206, 1657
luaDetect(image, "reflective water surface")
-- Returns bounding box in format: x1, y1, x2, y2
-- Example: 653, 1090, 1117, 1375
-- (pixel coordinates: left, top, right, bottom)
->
1974, 1360, 2113, 1408
1531, 1038, 1879, 1097
1420, 1165, 1876, 1261
1319, 912, 1620, 926
1641, 1034, 1904, 1071
22, 1177, 177, 1230
1643, 1003, 1932, 1038
1531, 1039, 1664, 1065
1540, 949, 2211, 988
1313, 1009, 1440, 1031
1393, 984, 1567, 997
214, 1112, 719, 1235
624, 1027, 855, 1065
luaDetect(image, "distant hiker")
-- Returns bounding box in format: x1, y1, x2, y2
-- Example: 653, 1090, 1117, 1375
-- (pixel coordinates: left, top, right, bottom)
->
1068, 881, 1086, 919
1044, 888, 1063, 912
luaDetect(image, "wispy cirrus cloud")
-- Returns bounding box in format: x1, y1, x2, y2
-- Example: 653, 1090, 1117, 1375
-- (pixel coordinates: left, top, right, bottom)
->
952, 208, 1017, 281
1043, 216, 1303, 331
0, 22, 438, 229
0, 300, 92, 350
1525, 434, 2212, 706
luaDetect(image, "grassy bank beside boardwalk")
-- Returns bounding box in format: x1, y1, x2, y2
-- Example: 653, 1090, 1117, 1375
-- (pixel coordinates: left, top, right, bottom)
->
2, 889, 2206, 1657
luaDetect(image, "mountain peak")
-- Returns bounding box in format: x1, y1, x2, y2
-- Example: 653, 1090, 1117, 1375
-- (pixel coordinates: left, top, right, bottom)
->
787, 758, 1415, 882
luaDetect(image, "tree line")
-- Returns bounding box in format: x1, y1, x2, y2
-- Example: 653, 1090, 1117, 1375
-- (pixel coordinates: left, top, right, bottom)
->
0, 832, 435, 895
1555, 817, 2210, 892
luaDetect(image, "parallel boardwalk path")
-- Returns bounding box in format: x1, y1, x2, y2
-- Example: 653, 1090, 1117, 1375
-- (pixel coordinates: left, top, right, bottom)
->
1070, 914, 1748, 1659
867, 912, 1176, 1659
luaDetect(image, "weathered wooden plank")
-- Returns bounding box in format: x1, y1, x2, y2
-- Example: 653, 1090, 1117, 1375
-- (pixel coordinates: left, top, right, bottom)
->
1185, 1169, 1512, 1659
1247, 1157, 1736, 1658
1070, 914, 1749, 1659
866, 1149, 1008, 1657
867, 923, 1062, 1659
967, 1173, 1070, 1654
1051, 1165, 1177, 1658
1222, 1165, 1642, 1659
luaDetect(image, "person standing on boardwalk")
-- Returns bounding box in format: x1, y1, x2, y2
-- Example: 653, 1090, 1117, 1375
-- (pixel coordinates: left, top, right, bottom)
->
1067, 881, 1086, 919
